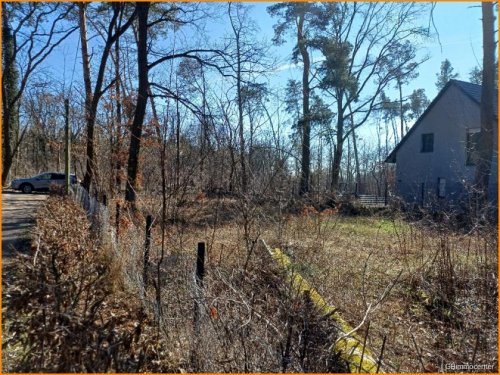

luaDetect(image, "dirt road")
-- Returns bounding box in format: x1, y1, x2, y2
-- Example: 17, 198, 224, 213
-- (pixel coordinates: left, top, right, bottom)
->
2, 190, 47, 260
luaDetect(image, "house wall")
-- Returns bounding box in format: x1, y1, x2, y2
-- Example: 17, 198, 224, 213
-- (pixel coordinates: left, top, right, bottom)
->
394, 84, 498, 209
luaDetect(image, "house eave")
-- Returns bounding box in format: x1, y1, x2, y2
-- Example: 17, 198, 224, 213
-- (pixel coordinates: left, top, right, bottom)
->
385, 152, 396, 163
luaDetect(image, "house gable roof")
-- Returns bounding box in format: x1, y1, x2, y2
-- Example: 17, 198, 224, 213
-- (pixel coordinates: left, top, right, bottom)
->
385, 79, 498, 163
453, 80, 498, 117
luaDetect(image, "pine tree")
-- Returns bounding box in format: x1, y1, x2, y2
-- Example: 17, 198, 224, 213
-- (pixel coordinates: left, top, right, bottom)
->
469, 66, 482, 84
268, 2, 329, 195
435, 59, 458, 90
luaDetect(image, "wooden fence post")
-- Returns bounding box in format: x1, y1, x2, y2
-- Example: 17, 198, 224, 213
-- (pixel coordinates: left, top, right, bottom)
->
144, 215, 152, 286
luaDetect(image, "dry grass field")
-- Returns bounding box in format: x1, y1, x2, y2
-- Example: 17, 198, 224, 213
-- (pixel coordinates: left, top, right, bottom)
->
273, 213, 498, 372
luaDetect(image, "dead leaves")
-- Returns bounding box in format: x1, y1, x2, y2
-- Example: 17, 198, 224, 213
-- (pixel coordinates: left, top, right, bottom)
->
4, 196, 174, 373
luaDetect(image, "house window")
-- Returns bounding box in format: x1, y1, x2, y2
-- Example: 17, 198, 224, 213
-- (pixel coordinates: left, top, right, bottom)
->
466, 128, 481, 166
437, 178, 446, 198
421, 133, 434, 153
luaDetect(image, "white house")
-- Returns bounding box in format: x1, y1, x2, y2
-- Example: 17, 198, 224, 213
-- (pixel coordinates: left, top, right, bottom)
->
385, 80, 498, 209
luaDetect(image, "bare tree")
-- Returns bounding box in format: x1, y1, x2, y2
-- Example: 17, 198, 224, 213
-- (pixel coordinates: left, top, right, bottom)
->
314, 2, 428, 190
1, 3, 78, 186
228, 3, 271, 194
125, 4, 253, 204
125, 2, 149, 205
229, 2, 248, 193
79, 2, 137, 191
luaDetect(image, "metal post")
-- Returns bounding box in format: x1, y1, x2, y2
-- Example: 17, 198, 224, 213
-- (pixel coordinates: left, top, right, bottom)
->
144, 215, 152, 286
64, 99, 71, 195
192, 241, 206, 371
195, 242, 205, 287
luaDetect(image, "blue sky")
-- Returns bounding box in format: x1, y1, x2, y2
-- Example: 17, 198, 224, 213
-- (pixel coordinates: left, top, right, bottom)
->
49, 2, 485, 97
410, 2, 483, 97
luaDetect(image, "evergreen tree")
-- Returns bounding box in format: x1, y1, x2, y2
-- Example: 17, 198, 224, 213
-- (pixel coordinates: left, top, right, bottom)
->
469, 65, 498, 87
435, 59, 458, 90
408, 89, 430, 121
469, 66, 482, 84
268, 2, 330, 195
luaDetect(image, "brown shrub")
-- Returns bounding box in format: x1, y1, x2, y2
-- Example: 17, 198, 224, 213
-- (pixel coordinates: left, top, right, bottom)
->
3, 196, 175, 372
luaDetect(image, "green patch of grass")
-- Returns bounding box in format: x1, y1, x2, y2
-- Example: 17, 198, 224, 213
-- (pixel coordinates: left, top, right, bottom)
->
326, 216, 409, 237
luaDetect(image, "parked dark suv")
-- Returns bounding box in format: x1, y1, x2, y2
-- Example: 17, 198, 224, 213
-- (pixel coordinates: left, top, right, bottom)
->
11, 172, 78, 193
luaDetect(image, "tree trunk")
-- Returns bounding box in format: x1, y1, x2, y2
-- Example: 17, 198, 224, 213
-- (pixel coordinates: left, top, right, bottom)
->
80, 3, 135, 192
125, 2, 149, 204
2, 10, 18, 186
114, 27, 123, 194
175, 97, 181, 190
297, 10, 311, 196
398, 80, 405, 140
331, 98, 344, 190
248, 105, 255, 174
237, 53, 248, 193
331, 141, 343, 191
350, 109, 361, 191
346, 132, 351, 189
79, 3, 95, 191
2, 115, 13, 187
230, 5, 248, 194
474, 1, 495, 206
199, 68, 208, 191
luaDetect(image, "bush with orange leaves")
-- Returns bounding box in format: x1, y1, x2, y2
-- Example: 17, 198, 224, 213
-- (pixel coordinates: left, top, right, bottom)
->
301, 204, 318, 217
297, 204, 339, 238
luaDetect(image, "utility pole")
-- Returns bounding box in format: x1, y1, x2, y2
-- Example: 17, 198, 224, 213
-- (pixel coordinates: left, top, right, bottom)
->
64, 99, 71, 195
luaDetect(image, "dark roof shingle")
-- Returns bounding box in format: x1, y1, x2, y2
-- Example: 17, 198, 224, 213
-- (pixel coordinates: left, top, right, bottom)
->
452, 79, 498, 117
